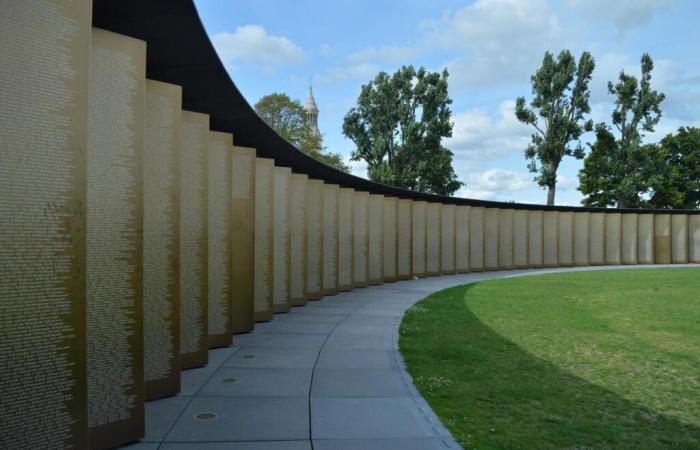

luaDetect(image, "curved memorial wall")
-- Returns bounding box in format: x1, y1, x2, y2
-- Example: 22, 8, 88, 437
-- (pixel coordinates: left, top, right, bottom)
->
1, 1, 699, 448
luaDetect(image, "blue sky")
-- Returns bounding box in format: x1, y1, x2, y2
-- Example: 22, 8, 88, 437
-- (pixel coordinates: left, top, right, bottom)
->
194, 0, 700, 205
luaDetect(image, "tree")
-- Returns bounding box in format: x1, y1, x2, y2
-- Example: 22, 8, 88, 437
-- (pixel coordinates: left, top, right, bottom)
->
254, 93, 349, 171
647, 127, 700, 209
515, 50, 595, 205
579, 53, 665, 208
342, 66, 461, 196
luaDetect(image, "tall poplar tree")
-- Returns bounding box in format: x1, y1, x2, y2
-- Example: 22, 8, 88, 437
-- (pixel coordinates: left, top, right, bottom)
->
515, 50, 595, 205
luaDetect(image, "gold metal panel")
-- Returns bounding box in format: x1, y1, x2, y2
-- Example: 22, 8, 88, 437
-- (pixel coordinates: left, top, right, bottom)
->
273, 166, 292, 312
290, 174, 309, 304
483, 208, 499, 270
455, 206, 471, 272
143, 80, 182, 400
689, 215, 700, 263
383, 197, 399, 281
528, 211, 544, 268
470, 207, 485, 271
0, 1, 90, 447
621, 213, 638, 264
306, 179, 323, 299
179, 110, 209, 368
440, 205, 456, 274
87, 28, 146, 448
208, 131, 233, 347
573, 212, 590, 266
589, 213, 606, 265
425, 203, 441, 276
231, 146, 256, 332
396, 199, 413, 279
513, 210, 529, 268
338, 188, 354, 290
558, 211, 574, 267
322, 184, 339, 295
605, 213, 622, 265
543, 211, 558, 267
654, 214, 671, 264
353, 191, 370, 286
368, 194, 385, 283
637, 214, 654, 264
412, 201, 428, 277
498, 209, 515, 269
254, 158, 274, 319
671, 215, 688, 264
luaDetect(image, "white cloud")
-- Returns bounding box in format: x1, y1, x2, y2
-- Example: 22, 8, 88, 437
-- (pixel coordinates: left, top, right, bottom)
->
346, 45, 422, 65
567, 0, 674, 33
447, 100, 532, 161
212, 25, 307, 72
346, 156, 368, 179
422, 0, 567, 90
457, 168, 534, 200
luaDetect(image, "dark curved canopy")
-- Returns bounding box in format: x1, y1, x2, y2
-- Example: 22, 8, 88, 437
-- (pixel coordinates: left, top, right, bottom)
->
92, 0, 697, 214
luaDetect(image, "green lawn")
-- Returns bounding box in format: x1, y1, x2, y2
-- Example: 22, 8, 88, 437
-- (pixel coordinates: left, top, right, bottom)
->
399, 268, 700, 450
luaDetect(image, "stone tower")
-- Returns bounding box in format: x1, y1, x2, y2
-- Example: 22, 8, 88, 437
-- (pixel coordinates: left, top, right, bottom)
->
303, 82, 320, 138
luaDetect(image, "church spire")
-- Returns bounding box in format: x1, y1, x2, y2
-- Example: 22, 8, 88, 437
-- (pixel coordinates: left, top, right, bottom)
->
303, 80, 320, 137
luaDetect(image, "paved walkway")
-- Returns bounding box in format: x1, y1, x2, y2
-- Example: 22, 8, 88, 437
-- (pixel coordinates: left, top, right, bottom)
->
124, 265, 687, 450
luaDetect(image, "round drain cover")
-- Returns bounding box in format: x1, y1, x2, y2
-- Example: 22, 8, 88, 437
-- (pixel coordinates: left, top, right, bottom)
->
243, 354, 255, 359
221, 378, 237, 383
194, 412, 217, 421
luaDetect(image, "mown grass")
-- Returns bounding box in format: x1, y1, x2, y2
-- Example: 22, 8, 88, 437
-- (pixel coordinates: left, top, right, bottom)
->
399, 268, 700, 449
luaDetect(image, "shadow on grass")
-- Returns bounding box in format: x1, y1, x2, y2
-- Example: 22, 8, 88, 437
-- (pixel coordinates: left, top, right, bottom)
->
400, 283, 700, 450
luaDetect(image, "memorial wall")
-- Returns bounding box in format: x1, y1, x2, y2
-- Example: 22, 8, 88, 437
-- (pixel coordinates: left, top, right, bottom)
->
143, 79, 181, 400
2, 3, 699, 449
254, 157, 274, 320
86, 28, 146, 449
272, 166, 291, 312
231, 146, 256, 332
180, 110, 209, 369
1, 1, 90, 448
208, 131, 233, 347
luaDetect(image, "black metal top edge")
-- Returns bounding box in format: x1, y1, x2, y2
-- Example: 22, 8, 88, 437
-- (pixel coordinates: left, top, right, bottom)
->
91, 0, 699, 215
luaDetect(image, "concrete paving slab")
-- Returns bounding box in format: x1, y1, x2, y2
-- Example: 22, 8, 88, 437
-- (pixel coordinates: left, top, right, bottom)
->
241, 333, 328, 350
223, 346, 320, 369
313, 437, 461, 450
315, 349, 399, 370
199, 367, 312, 397
312, 369, 419, 398
311, 397, 447, 440
180, 365, 218, 396
166, 397, 309, 442
264, 321, 337, 335
141, 395, 192, 441
324, 333, 394, 351
161, 442, 312, 450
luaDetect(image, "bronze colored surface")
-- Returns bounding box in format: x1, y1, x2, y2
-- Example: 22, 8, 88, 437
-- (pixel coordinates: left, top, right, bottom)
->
306, 179, 324, 299
272, 166, 292, 312
87, 28, 146, 449
290, 174, 309, 304
0, 1, 91, 447
254, 157, 274, 320
231, 146, 256, 332
208, 131, 233, 347
322, 184, 340, 295
144, 79, 182, 400
179, 110, 209, 368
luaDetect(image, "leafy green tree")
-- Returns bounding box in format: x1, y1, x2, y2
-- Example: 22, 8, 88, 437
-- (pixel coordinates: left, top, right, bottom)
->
648, 127, 700, 209
579, 53, 665, 208
515, 50, 595, 205
342, 66, 461, 196
254, 93, 349, 171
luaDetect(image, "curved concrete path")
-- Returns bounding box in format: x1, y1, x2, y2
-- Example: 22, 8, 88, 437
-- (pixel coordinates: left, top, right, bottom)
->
124, 265, 689, 450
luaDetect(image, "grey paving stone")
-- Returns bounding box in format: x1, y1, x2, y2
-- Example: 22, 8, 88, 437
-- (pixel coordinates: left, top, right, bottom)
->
341, 315, 401, 326
313, 437, 461, 450
199, 367, 312, 397
180, 365, 217, 396
166, 397, 309, 442
241, 333, 328, 350
161, 442, 312, 450
223, 347, 320, 369
315, 349, 398, 370
290, 306, 352, 315
332, 323, 395, 337
324, 333, 394, 351
120, 442, 161, 449
142, 395, 192, 442
312, 369, 418, 398
311, 397, 446, 440
264, 321, 336, 335
208, 346, 241, 368
284, 312, 349, 324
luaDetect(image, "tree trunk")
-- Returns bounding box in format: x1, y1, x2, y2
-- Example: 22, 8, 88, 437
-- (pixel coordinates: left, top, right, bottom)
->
547, 184, 556, 206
